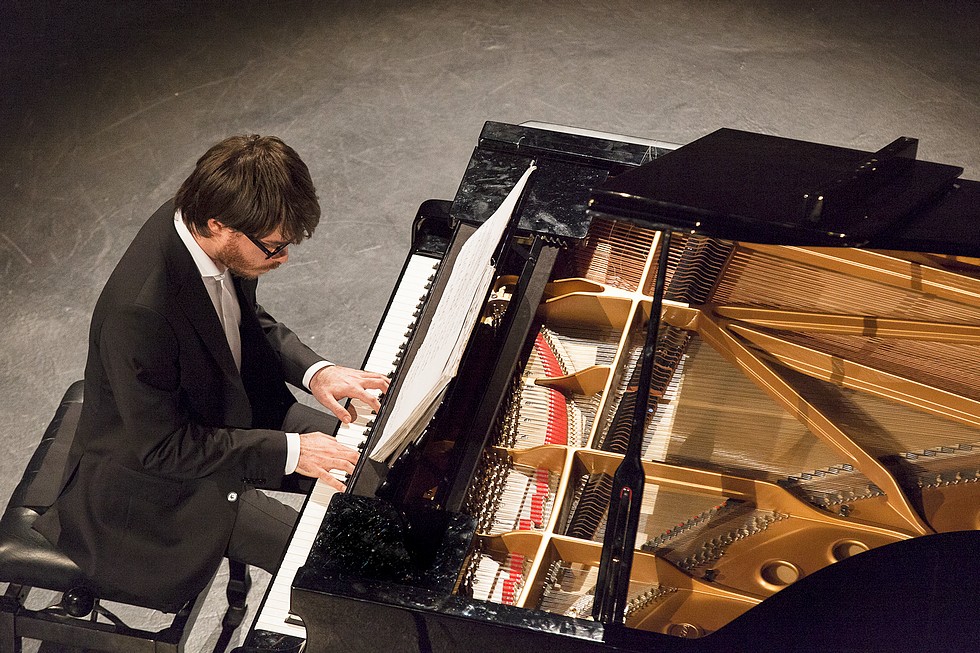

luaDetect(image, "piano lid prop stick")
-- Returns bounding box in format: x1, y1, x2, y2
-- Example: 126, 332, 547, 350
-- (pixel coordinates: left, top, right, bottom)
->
592, 230, 672, 625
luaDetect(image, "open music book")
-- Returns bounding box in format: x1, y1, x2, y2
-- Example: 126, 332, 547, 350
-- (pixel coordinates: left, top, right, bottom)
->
369, 165, 536, 462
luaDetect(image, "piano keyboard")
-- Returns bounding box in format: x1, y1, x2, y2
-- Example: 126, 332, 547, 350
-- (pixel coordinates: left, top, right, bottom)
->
253, 253, 440, 640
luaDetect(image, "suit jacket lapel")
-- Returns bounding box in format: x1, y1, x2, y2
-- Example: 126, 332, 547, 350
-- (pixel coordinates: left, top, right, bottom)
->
165, 218, 247, 392
175, 278, 242, 381
234, 276, 272, 376
233, 275, 296, 429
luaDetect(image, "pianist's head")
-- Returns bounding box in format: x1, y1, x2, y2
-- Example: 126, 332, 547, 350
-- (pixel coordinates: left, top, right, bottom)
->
175, 134, 321, 278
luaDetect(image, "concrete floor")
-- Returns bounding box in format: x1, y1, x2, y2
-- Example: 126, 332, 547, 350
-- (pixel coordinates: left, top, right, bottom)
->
1, 1, 978, 650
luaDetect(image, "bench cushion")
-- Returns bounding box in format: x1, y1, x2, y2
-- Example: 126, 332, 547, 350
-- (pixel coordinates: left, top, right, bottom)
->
0, 381, 88, 591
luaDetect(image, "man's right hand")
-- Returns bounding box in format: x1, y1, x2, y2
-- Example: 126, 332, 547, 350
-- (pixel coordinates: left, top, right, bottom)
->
295, 431, 360, 491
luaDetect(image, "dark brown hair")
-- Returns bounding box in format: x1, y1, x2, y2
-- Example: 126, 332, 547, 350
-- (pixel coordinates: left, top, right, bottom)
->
175, 135, 320, 242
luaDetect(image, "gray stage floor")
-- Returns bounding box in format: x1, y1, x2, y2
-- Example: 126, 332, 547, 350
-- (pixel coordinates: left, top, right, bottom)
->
2, 1, 978, 650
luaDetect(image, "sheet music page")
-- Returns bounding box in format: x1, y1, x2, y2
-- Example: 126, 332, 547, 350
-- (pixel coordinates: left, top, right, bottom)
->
370, 165, 536, 462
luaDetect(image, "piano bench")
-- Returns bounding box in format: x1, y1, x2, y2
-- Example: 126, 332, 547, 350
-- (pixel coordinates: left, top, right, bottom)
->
0, 381, 251, 653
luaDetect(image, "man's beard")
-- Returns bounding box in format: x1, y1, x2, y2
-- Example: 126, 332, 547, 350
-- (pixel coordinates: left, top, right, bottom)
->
217, 242, 282, 279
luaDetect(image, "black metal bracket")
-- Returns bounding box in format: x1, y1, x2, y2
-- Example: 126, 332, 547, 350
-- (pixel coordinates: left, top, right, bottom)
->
593, 230, 673, 625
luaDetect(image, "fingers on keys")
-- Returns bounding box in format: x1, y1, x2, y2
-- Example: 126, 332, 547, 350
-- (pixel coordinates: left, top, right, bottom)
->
298, 432, 359, 480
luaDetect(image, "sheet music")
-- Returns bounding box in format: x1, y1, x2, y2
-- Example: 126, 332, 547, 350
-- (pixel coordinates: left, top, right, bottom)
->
370, 165, 536, 462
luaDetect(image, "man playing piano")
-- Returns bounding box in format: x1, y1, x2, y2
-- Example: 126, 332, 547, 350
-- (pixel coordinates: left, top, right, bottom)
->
32, 134, 388, 612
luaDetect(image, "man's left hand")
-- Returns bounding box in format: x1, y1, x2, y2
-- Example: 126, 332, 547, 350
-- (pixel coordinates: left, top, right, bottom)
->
309, 365, 390, 424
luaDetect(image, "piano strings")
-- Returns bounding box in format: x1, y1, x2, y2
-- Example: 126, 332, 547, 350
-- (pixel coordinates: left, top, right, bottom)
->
537, 559, 666, 622
468, 547, 529, 606
467, 448, 559, 536
454, 222, 980, 636
561, 217, 660, 292
460, 223, 660, 607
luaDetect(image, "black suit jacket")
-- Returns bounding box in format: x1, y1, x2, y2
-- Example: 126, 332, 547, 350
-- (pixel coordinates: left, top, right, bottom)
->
37, 200, 325, 610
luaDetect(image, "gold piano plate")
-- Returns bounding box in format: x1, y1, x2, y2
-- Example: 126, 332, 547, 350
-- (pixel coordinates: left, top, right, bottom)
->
461, 220, 980, 639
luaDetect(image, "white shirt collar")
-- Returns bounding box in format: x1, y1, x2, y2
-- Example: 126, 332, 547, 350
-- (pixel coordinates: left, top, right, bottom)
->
174, 209, 226, 279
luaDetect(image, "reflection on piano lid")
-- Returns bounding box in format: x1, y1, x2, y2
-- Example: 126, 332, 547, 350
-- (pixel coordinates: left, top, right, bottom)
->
238, 122, 980, 653
590, 127, 980, 256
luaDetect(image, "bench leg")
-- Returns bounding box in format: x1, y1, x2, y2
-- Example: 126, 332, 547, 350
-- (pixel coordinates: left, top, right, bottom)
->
2, 584, 29, 653
0, 610, 22, 653
211, 560, 250, 653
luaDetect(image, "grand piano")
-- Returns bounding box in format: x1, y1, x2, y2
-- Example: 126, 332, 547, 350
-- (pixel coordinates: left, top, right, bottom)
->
237, 122, 980, 653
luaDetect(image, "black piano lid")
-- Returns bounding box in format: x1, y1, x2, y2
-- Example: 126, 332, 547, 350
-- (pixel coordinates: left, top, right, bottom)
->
450, 121, 675, 239
589, 127, 980, 257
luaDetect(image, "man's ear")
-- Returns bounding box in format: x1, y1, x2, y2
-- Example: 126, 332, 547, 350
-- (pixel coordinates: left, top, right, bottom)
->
207, 217, 229, 235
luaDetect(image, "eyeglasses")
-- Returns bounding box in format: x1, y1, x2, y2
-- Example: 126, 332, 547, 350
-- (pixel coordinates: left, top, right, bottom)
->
245, 233, 290, 259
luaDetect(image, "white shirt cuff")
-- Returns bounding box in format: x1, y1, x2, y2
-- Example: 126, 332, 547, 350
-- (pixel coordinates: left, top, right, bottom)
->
303, 360, 334, 390
284, 432, 301, 474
